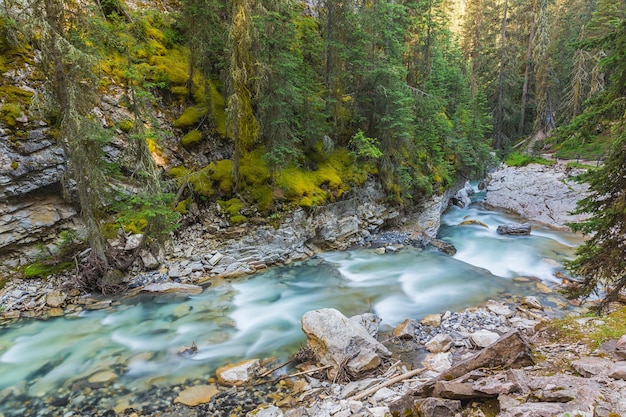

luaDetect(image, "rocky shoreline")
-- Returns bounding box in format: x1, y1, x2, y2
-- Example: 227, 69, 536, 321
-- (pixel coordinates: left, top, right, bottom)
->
1, 293, 626, 417
2, 163, 621, 417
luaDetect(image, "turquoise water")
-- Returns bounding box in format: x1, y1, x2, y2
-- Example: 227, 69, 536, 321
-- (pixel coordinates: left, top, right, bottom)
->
0, 197, 581, 401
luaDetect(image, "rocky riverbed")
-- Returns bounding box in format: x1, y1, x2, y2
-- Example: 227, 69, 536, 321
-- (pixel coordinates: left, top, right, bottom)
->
1, 293, 625, 417
1, 163, 617, 417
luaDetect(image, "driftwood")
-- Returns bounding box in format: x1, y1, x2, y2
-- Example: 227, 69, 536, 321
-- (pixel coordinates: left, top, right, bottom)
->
252, 365, 333, 386
496, 222, 531, 235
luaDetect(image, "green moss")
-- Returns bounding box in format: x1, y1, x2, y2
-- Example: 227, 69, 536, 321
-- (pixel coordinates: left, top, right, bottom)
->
250, 185, 273, 213
277, 167, 328, 207
0, 102, 22, 127
11, 160, 18, 169
240, 150, 271, 187
23, 261, 74, 279
230, 214, 248, 225
170, 85, 189, 97
168, 166, 190, 178
218, 198, 244, 217
150, 46, 189, 85
118, 119, 134, 133
181, 129, 203, 147
0, 85, 34, 107
174, 105, 207, 129
175, 198, 190, 214
101, 223, 120, 239
188, 169, 214, 197
209, 159, 234, 194
208, 79, 226, 136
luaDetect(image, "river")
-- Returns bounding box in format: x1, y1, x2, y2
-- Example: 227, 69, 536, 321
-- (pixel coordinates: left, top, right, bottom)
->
0, 189, 583, 407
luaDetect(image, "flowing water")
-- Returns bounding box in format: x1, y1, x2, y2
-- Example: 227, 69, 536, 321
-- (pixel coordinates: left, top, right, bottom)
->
0, 191, 583, 403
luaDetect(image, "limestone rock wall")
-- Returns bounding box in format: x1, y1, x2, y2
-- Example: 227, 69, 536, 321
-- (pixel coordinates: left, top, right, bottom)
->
484, 163, 590, 230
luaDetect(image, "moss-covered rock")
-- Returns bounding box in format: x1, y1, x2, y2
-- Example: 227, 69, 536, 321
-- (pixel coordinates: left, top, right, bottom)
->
181, 129, 202, 147
174, 106, 207, 129
209, 159, 234, 195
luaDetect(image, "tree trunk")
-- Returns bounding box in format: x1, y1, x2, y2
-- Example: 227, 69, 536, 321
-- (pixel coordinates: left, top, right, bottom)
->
519, 18, 535, 136
494, 0, 508, 151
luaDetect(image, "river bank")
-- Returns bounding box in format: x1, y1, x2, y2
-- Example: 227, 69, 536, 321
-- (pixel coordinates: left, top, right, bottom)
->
2, 163, 619, 417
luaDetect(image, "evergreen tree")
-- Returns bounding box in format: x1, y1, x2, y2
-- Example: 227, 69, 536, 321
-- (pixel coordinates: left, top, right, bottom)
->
565, 17, 626, 308
225, 0, 259, 190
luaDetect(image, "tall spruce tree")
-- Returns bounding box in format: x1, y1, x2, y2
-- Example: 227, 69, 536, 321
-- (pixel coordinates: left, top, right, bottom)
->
565, 17, 626, 308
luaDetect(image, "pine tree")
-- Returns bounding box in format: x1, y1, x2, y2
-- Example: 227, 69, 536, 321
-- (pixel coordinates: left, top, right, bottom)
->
565, 17, 626, 308
226, 0, 259, 190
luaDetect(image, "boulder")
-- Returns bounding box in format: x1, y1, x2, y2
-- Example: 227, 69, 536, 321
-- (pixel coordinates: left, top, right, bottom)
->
351, 313, 382, 338
393, 319, 417, 339
423, 352, 453, 373
390, 331, 534, 414
570, 357, 612, 377
45, 290, 66, 308
470, 330, 501, 348
301, 308, 391, 379
485, 300, 514, 318
496, 223, 531, 235
216, 358, 261, 386
413, 398, 461, 417
421, 313, 443, 328
425, 334, 454, 353
434, 380, 486, 400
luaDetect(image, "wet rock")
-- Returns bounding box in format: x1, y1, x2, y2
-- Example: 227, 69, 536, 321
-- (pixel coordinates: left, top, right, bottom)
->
521, 296, 543, 310
458, 219, 488, 228
425, 334, 454, 353
496, 223, 531, 235
216, 358, 261, 386
87, 370, 117, 386
350, 313, 382, 338
140, 282, 202, 295
393, 319, 417, 340
174, 384, 219, 406
301, 308, 391, 380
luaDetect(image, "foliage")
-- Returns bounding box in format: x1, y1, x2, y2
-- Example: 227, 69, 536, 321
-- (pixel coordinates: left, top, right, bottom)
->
563, 17, 626, 309
23, 261, 74, 279
114, 192, 180, 238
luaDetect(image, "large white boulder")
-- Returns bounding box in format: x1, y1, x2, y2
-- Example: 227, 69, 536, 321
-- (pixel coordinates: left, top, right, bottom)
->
301, 308, 390, 379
